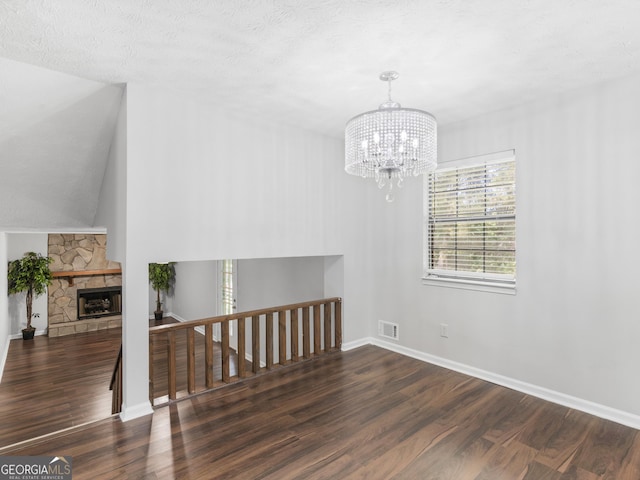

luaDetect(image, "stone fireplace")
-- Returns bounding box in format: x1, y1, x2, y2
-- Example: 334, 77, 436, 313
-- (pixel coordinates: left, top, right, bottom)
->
48, 234, 122, 337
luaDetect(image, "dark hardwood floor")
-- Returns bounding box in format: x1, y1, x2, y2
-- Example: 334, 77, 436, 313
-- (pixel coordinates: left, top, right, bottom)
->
0, 327, 121, 447
1, 345, 639, 479
0, 317, 212, 447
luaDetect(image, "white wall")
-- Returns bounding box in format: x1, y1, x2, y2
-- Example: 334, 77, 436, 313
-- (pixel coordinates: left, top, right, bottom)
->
237, 256, 325, 312
94, 87, 152, 421
95, 88, 127, 263
170, 260, 218, 321
127, 87, 347, 262
323, 255, 343, 301
6, 233, 49, 335
168, 256, 335, 321
370, 72, 640, 420
237, 255, 327, 365
0, 233, 9, 381
116, 84, 373, 418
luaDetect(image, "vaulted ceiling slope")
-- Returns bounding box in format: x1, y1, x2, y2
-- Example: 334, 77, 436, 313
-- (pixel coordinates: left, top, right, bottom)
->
1, 1, 640, 229
0, 58, 123, 230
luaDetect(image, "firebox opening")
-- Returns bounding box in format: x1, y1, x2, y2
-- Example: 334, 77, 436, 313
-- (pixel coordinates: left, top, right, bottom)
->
77, 286, 122, 320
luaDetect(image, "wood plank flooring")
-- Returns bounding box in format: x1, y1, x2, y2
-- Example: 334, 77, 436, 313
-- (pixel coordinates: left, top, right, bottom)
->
0, 318, 247, 447
1, 345, 639, 479
0, 327, 121, 447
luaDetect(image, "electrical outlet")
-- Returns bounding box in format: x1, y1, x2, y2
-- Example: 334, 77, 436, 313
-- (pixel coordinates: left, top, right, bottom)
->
440, 323, 448, 338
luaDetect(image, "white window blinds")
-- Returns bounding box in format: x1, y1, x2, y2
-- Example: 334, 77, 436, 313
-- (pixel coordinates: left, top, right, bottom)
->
425, 151, 516, 286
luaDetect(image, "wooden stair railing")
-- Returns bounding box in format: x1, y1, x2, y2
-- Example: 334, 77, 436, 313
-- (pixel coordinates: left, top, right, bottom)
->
109, 344, 123, 414
148, 297, 342, 405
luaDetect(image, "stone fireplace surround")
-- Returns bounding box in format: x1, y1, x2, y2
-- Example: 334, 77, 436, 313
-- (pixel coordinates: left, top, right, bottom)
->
48, 234, 122, 337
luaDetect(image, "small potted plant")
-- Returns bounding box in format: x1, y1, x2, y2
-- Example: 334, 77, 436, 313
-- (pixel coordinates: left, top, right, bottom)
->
8, 251, 53, 340
148, 262, 176, 321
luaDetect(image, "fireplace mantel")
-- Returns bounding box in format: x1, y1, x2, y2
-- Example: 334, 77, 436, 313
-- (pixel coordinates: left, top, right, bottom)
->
48, 234, 122, 337
52, 268, 122, 286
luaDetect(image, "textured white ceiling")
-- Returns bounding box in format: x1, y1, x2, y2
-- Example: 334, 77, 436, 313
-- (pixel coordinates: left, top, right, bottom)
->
3, 0, 640, 135
1, 0, 640, 228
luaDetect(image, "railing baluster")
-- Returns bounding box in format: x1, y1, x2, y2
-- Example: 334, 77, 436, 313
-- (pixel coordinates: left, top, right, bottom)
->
302, 306, 310, 359
278, 310, 287, 365
290, 308, 299, 362
335, 299, 342, 350
110, 345, 123, 414
111, 358, 122, 415
205, 324, 214, 388
221, 321, 230, 383
324, 301, 331, 352
313, 304, 321, 355
252, 315, 260, 374
148, 335, 154, 405
266, 312, 273, 369
167, 331, 177, 400
238, 317, 246, 378
187, 328, 196, 394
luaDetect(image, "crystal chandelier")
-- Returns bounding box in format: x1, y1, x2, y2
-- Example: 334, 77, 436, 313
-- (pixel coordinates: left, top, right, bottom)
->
345, 71, 437, 202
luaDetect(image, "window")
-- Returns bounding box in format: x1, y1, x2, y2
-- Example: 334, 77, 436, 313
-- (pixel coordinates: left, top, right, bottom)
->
220, 259, 236, 315
424, 150, 516, 293
218, 259, 237, 339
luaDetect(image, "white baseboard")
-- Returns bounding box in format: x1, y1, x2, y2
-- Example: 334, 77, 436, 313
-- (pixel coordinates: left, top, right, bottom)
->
170, 313, 206, 336
149, 312, 180, 321
342, 337, 373, 351
244, 351, 266, 369
343, 336, 640, 431
119, 401, 154, 422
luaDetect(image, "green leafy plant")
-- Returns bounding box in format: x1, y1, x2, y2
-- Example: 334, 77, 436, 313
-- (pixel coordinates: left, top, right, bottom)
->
148, 262, 176, 315
8, 251, 53, 333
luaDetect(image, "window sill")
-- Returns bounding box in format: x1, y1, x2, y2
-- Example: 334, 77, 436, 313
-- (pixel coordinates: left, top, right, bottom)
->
422, 276, 516, 295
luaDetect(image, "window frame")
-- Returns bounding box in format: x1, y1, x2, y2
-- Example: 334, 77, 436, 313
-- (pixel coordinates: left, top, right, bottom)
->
422, 150, 516, 295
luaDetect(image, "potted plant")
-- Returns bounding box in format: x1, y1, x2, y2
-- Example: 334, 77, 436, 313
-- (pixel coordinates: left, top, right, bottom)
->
7, 251, 53, 340
149, 262, 176, 321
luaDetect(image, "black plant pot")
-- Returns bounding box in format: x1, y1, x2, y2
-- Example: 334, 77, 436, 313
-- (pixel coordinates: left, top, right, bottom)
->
22, 327, 35, 340
154, 310, 163, 321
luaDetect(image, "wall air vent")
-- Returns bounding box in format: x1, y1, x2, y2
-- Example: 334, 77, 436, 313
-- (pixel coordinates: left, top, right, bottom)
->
378, 320, 399, 340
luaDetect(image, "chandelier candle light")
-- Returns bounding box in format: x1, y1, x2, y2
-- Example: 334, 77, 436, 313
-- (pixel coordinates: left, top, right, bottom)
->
345, 71, 437, 202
